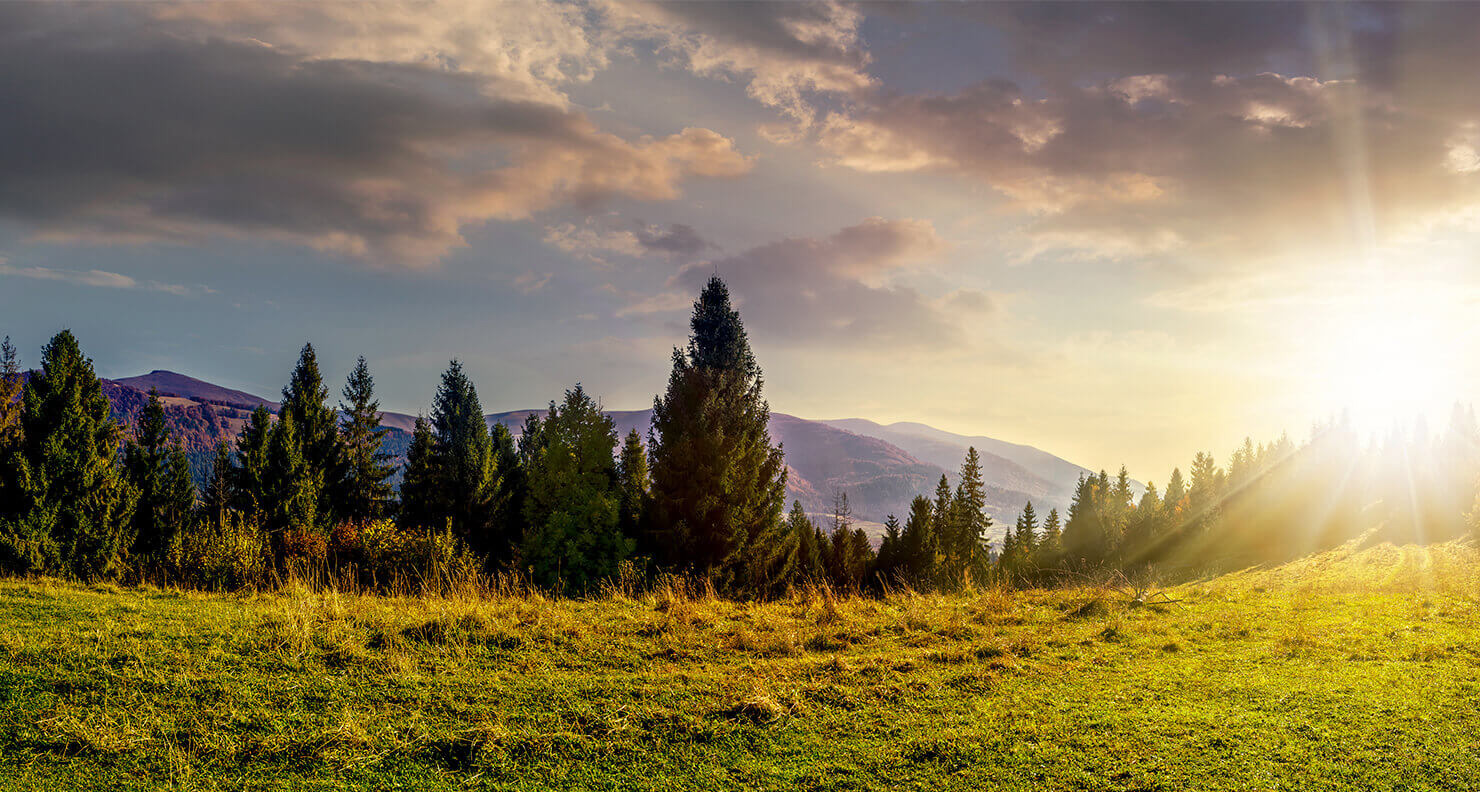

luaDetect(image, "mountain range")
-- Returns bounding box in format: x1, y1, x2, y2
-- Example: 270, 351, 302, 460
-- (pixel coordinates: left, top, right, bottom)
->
101, 370, 1105, 541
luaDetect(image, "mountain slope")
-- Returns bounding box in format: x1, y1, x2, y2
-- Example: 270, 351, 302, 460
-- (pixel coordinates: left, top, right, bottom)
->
822, 419, 1096, 503
112, 370, 278, 411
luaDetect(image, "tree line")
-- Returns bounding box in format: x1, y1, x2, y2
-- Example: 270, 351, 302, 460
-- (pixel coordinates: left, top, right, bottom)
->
0, 278, 994, 596
4, 276, 1477, 596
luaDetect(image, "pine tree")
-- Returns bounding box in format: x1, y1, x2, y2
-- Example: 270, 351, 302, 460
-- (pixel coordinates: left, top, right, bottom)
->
0, 336, 22, 452
900, 495, 936, 588
429, 360, 495, 551
787, 501, 822, 583
949, 448, 992, 586
336, 357, 394, 522
521, 385, 629, 593
1017, 501, 1039, 555
264, 410, 320, 540
1188, 452, 1222, 533
233, 406, 273, 521
647, 276, 786, 592
200, 439, 235, 523
1037, 507, 1062, 566
398, 416, 443, 531
930, 474, 953, 585
1163, 467, 1187, 521
1124, 481, 1163, 564
616, 429, 648, 543
0, 331, 137, 578
124, 388, 196, 559
487, 422, 523, 560
279, 343, 341, 526
1063, 473, 1108, 565
874, 513, 902, 583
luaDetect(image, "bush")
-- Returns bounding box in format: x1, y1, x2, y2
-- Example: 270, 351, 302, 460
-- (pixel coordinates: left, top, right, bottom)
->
329, 520, 482, 594
166, 511, 271, 590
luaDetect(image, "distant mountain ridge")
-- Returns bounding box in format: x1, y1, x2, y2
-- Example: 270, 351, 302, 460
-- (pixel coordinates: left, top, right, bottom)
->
96, 370, 1107, 540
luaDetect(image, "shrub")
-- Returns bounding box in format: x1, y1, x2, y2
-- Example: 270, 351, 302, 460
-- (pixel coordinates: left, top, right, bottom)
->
330, 520, 482, 595
166, 511, 271, 591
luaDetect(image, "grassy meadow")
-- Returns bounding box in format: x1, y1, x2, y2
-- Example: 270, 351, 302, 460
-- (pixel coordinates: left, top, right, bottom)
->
2, 542, 1479, 791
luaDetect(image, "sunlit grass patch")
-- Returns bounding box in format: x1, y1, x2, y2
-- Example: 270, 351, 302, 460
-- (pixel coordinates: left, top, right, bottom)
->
1, 542, 1479, 790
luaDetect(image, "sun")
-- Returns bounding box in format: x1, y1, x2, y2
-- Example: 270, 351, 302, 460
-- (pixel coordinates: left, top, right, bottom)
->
1298, 286, 1466, 437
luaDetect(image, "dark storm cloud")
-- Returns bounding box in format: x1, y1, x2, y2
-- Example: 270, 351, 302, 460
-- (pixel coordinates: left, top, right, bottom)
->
0, 4, 749, 264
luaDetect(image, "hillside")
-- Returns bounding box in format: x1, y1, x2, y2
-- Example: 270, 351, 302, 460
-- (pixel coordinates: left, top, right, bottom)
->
96, 371, 1100, 535
2, 541, 1476, 790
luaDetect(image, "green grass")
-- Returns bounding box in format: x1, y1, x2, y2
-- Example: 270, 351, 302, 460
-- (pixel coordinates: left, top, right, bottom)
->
2, 542, 1479, 790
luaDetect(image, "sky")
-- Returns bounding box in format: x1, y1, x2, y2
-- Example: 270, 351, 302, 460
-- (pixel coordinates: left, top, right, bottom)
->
3, 1, 1480, 481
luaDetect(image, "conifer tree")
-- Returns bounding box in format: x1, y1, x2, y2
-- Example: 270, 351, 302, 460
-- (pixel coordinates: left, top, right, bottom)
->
279, 343, 341, 526
521, 385, 629, 593
1163, 468, 1187, 520
398, 416, 443, 530
1124, 481, 1163, 564
264, 410, 320, 539
1188, 452, 1222, 527
647, 277, 786, 591
949, 448, 992, 585
336, 357, 394, 521
0, 331, 137, 578
1063, 473, 1108, 564
900, 495, 936, 588
1037, 508, 1063, 565
1017, 501, 1039, 555
0, 337, 21, 452
846, 526, 875, 588
930, 474, 952, 584
233, 406, 273, 521
487, 422, 523, 560
429, 360, 495, 551
787, 501, 822, 583
616, 429, 648, 543
874, 513, 902, 583
124, 388, 197, 558
200, 439, 235, 523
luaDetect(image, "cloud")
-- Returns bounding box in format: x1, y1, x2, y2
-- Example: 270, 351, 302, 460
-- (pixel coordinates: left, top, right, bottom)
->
605, 0, 874, 135
0, 5, 751, 265
544, 218, 711, 264
625, 218, 972, 349
0, 262, 203, 296
512, 271, 554, 294
154, 0, 610, 107
820, 65, 1480, 279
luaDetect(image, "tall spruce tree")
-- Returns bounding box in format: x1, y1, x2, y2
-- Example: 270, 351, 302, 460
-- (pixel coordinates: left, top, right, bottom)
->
233, 406, 273, 521
124, 388, 197, 558
900, 494, 936, 588
874, 514, 903, 583
264, 410, 320, 539
0, 331, 137, 578
616, 429, 648, 543
0, 337, 21, 451
200, 439, 235, 523
949, 448, 992, 585
397, 416, 443, 531
647, 277, 786, 592
279, 343, 341, 526
787, 501, 822, 583
487, 422, 522, 560
1037, 508, 1063, 565
521, 385, 629, 593
336, 357, 394, 521
429, 360, 495, 550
